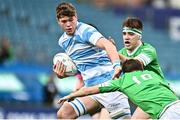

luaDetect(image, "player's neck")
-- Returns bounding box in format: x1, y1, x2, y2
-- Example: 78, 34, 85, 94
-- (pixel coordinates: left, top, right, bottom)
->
127, 42, 142, 55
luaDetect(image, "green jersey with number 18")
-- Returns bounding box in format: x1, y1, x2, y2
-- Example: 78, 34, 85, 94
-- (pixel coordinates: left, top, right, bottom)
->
119, 43, 164, 79
99, 70, 178, 119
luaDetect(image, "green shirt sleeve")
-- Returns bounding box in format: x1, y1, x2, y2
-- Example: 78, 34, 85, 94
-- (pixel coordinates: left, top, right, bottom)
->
99, 79, 122, 93
135, 44, 157, 66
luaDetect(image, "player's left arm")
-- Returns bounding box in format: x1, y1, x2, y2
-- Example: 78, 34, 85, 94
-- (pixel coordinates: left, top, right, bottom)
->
86, 27, 121, 79
85, 26, 120, 64
96, 37, 122, 79
134, 47, 156, 67
96, 37, 120, 64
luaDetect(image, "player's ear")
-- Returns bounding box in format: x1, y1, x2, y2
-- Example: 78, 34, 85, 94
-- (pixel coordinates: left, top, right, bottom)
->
135, 35, 140, 40
138, 35, 142, 40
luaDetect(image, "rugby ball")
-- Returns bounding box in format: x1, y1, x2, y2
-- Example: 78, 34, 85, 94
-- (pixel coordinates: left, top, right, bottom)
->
53, 53, 77, 76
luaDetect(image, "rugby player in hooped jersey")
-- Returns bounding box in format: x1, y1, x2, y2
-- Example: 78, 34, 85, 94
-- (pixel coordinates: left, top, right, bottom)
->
53, 2, 131, 119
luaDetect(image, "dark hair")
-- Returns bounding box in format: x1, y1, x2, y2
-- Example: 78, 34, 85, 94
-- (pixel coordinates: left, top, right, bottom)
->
56, 2, 76, 20
122, 17, 143, 30
122, 59, 143, 73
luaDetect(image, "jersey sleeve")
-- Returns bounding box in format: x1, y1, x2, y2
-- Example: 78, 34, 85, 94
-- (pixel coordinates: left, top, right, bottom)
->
80, 24, 104, 45
98, 79, 121, 93
135, 45, 157, 66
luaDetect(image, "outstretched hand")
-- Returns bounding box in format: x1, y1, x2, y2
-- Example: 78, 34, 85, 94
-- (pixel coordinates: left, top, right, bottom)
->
57, 97, 68, 106
57, 95, 74, 106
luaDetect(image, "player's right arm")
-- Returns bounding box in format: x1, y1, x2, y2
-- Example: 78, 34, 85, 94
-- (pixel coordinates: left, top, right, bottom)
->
58, 78, 121, 105
58, 85, 100, 105
53, 60, 67, 78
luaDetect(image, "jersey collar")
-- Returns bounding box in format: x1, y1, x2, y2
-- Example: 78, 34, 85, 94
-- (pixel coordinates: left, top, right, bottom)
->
127, 42, 142, 56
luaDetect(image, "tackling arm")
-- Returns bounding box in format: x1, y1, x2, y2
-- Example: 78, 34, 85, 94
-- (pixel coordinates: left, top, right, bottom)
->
58, 86, 100, 105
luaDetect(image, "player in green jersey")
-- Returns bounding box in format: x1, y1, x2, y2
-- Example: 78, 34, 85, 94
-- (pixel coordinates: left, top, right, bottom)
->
113, 17, 166, 118
117, 17, 164, 79
58, 59, 180, 119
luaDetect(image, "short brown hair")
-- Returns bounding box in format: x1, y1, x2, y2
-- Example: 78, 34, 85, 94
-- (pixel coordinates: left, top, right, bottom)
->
122, 17, 143, 30
122, 59, 143, 73
56, 2, 76, 20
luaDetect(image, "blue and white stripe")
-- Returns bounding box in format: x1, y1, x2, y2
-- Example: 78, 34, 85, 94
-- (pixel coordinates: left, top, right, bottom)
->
59, 22, 114, 86
69, 98, 86, 116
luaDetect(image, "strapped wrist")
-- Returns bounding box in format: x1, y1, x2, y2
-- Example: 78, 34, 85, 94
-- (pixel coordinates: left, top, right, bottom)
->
113, 60, 121, 69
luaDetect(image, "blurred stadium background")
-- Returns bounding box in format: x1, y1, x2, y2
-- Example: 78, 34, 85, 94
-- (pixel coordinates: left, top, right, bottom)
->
0, 0, 180, 119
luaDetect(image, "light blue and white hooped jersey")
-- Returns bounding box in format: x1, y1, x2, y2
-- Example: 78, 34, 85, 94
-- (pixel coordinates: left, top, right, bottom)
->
58, 22, 114, 87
